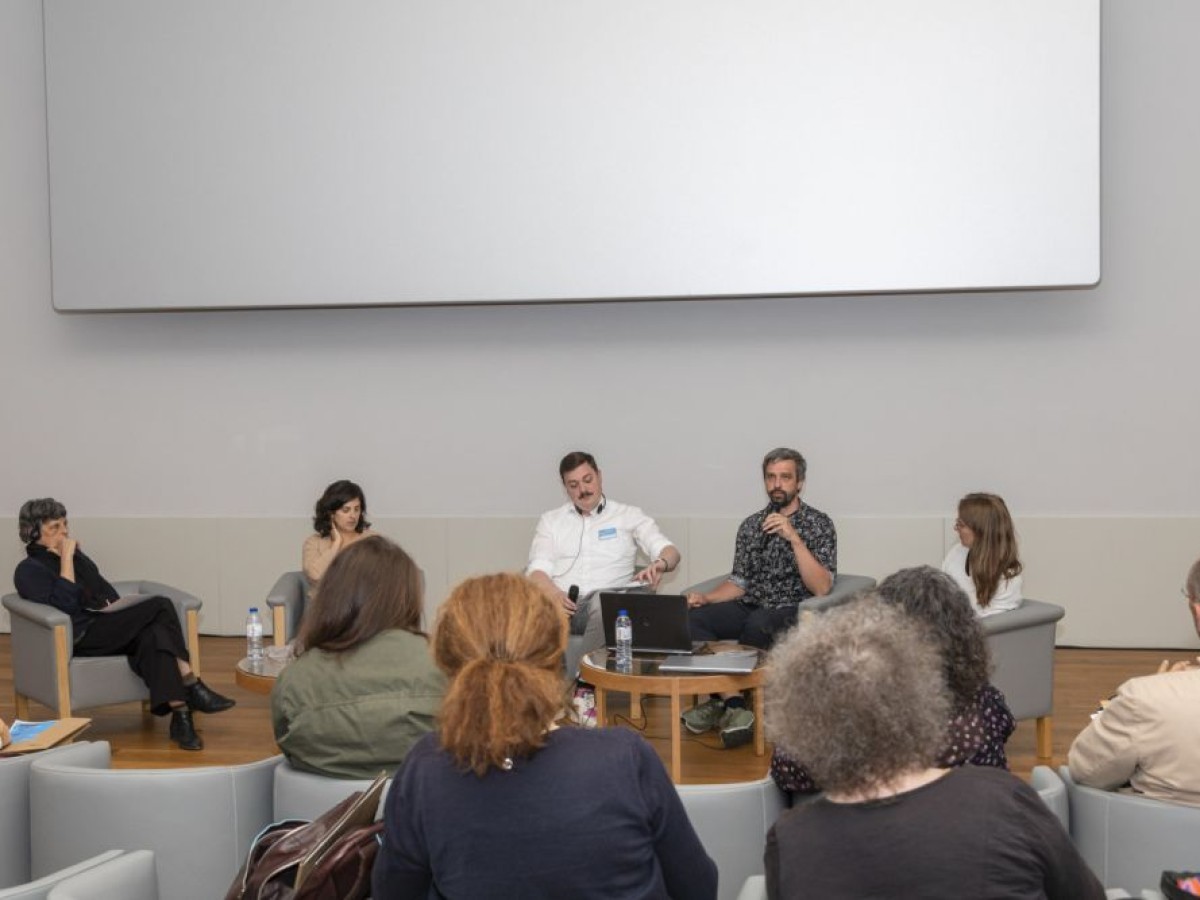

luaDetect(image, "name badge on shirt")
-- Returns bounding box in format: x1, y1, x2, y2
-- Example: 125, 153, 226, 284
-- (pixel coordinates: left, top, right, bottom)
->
597, 527, 618, 541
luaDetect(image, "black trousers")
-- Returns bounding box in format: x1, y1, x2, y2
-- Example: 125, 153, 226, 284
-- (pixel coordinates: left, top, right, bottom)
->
75, 597, 190, 715
687, 600, 798, 650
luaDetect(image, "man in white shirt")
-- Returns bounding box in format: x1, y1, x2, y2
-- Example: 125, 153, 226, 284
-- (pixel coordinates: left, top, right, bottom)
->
527, 451, 681, 678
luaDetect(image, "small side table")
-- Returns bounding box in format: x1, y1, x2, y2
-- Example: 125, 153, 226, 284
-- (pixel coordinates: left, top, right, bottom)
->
234, 656, 289, 695
580, 646, 766, 783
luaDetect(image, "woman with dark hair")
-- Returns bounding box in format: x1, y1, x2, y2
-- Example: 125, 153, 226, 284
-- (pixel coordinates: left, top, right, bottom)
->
942, 492, 1024, 616
271, 535, 444, 778
764, 598, 1102, 898
771, 566, 1015, 795
372, 573, 717, 900
13, 498, 235, 751
301, 479, 375, 587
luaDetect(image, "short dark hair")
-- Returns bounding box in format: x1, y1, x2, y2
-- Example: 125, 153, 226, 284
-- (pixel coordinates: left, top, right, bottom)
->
311, 479, 370, 538
876, 566, 991, 708
762, 447, 806, 480
18, 498, 68, 545
558, 451, 598, 480
297, 535, 424, 654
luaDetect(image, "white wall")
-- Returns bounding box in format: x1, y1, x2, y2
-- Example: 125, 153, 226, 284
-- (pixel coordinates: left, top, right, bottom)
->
2, 1, 1199, 647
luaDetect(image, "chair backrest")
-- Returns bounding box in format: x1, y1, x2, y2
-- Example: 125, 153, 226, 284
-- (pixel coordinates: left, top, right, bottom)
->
1060, 766, 1200, 889
46, 850, 158, 900
981, 599, 1064, 721
30, 752, 280, 900
273, 759, 392, 822
265, 571, 310, 644
0, 851, 127, 900
0, 743, 112, 890
676, 776, 787, 900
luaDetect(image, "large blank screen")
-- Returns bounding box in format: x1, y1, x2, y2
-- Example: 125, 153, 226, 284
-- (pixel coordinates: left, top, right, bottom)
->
44, 0, 1099, 310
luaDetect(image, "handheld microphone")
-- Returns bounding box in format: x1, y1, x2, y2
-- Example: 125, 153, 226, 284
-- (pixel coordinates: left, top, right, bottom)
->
568, 585, 580, 606
761, 500, 784, 548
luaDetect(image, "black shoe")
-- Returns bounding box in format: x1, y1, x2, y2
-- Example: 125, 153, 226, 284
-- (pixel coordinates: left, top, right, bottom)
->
169, 709, 204, 751
187, 679, 236, 714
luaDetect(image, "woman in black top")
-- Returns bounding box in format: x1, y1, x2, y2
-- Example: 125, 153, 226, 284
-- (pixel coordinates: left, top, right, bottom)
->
13, 498, 235, 751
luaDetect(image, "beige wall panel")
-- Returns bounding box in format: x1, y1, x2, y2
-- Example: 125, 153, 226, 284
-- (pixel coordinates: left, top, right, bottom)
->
65, 517, 222, 632
218, 518, 312, 636
833, 516, 946, 582
444, 517, 539, 586
1017, 517, 1200, 649
0, 518, 21, 632
685, 518, 743, 587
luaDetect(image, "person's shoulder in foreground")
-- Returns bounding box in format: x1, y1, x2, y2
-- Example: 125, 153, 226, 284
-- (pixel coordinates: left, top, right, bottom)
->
768, 766, 1104, 900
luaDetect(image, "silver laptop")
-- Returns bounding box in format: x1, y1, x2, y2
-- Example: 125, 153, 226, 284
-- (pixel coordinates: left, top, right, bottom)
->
657, 649, 760, 674
599, 592, 701, 655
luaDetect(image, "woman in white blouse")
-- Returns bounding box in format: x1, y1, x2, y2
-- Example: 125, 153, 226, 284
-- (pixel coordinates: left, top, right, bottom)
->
941, 493, 1023, 617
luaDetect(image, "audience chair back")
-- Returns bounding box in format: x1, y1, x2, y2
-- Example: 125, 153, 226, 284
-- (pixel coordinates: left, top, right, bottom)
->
273, 760, 392, 822
1030, 765, 1069, 831
29, 744, 278, 900
676, 776, 787, 900
46, 850, 158, 900
1, 582, 202, 718
0, 743, 110, 889
0, 850, 127, 900
1059, 766, 1200, 889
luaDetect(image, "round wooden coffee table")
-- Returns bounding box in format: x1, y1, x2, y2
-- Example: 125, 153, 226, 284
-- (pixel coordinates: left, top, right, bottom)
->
234, 655, 290, 694
580, 645, 766, 783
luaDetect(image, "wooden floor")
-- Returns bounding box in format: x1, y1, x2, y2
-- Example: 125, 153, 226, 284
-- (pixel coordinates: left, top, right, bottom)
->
2, 635, 1194, 784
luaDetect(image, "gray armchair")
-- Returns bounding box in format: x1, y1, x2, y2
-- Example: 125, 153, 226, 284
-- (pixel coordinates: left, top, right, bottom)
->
980, 599, 1065, 759
273, 759, 391, 822
1058, 765, 1200, 890
46, 851, 158, 900
1, 582, 202, 719
29, 742, 278, 900
264, 571, 310, 647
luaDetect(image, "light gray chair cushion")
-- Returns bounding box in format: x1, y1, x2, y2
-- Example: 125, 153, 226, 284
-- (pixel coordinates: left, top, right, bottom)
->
47, 850, 158, 900
0, 743, 111, 889
30, 751, 280, 900
1031, 765, 1070, 831
1060, 765, 1200, 889
273, 760, 391, 822
0, 851, 126, 900
980, 599, 1064, 721
676, 776, 786, 900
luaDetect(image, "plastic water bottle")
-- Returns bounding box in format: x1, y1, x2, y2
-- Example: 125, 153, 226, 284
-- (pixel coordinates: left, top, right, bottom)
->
246, 607, 265, 672
615, 609, 633, 672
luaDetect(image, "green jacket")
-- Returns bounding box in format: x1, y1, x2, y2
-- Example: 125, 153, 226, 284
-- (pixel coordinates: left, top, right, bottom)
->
271, 629, 446, 779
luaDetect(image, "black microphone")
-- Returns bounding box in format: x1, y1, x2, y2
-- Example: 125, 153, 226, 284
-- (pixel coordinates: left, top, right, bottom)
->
568, 585, 580, 606
761, 499, 783, 549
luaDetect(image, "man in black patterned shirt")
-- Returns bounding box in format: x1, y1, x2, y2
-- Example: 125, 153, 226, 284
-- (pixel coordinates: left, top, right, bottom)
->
683, 447, 837, 744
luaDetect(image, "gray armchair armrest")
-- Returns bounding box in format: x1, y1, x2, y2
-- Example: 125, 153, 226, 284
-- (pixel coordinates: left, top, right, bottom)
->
265, 571, 309, 646
681, 573, 876, 615
2, 594, 73, 634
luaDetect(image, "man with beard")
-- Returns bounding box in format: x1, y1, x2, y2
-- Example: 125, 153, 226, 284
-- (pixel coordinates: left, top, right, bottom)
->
682, 447, 836, 745
526, 451, 680, 680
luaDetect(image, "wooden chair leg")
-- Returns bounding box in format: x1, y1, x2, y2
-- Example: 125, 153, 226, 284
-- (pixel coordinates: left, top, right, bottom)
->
54, 625, 73, 718
1036, 716, 1053, 760
273, 606, 288, 647
142, 700, 153, 717
186, 609, 202, 677
15, 693, 30, 719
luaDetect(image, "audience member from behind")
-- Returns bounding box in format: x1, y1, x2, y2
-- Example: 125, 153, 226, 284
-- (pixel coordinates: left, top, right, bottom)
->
942, 492, 1024, 616
765, 598, 1102, 899
372, 573, 717, 900
1068, 556, 1200, 807
13, 498, 234, 752
302, 479, 376, 587
272, 536, 444, 779
771, 566, 1015, 796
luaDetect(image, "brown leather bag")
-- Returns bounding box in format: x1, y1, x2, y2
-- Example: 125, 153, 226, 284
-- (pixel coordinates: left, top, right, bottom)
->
226, 773, 388, 900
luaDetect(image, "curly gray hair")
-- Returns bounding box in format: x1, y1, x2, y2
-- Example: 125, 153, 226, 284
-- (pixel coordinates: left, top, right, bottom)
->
17, 498, 67, 545
766, 595, 950, 796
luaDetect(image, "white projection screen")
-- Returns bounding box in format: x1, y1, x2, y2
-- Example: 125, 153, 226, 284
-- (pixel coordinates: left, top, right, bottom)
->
43, 0, 1099, 311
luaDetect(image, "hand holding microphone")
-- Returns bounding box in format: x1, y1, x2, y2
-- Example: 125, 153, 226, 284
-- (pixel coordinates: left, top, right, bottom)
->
563, 584, 580, 614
